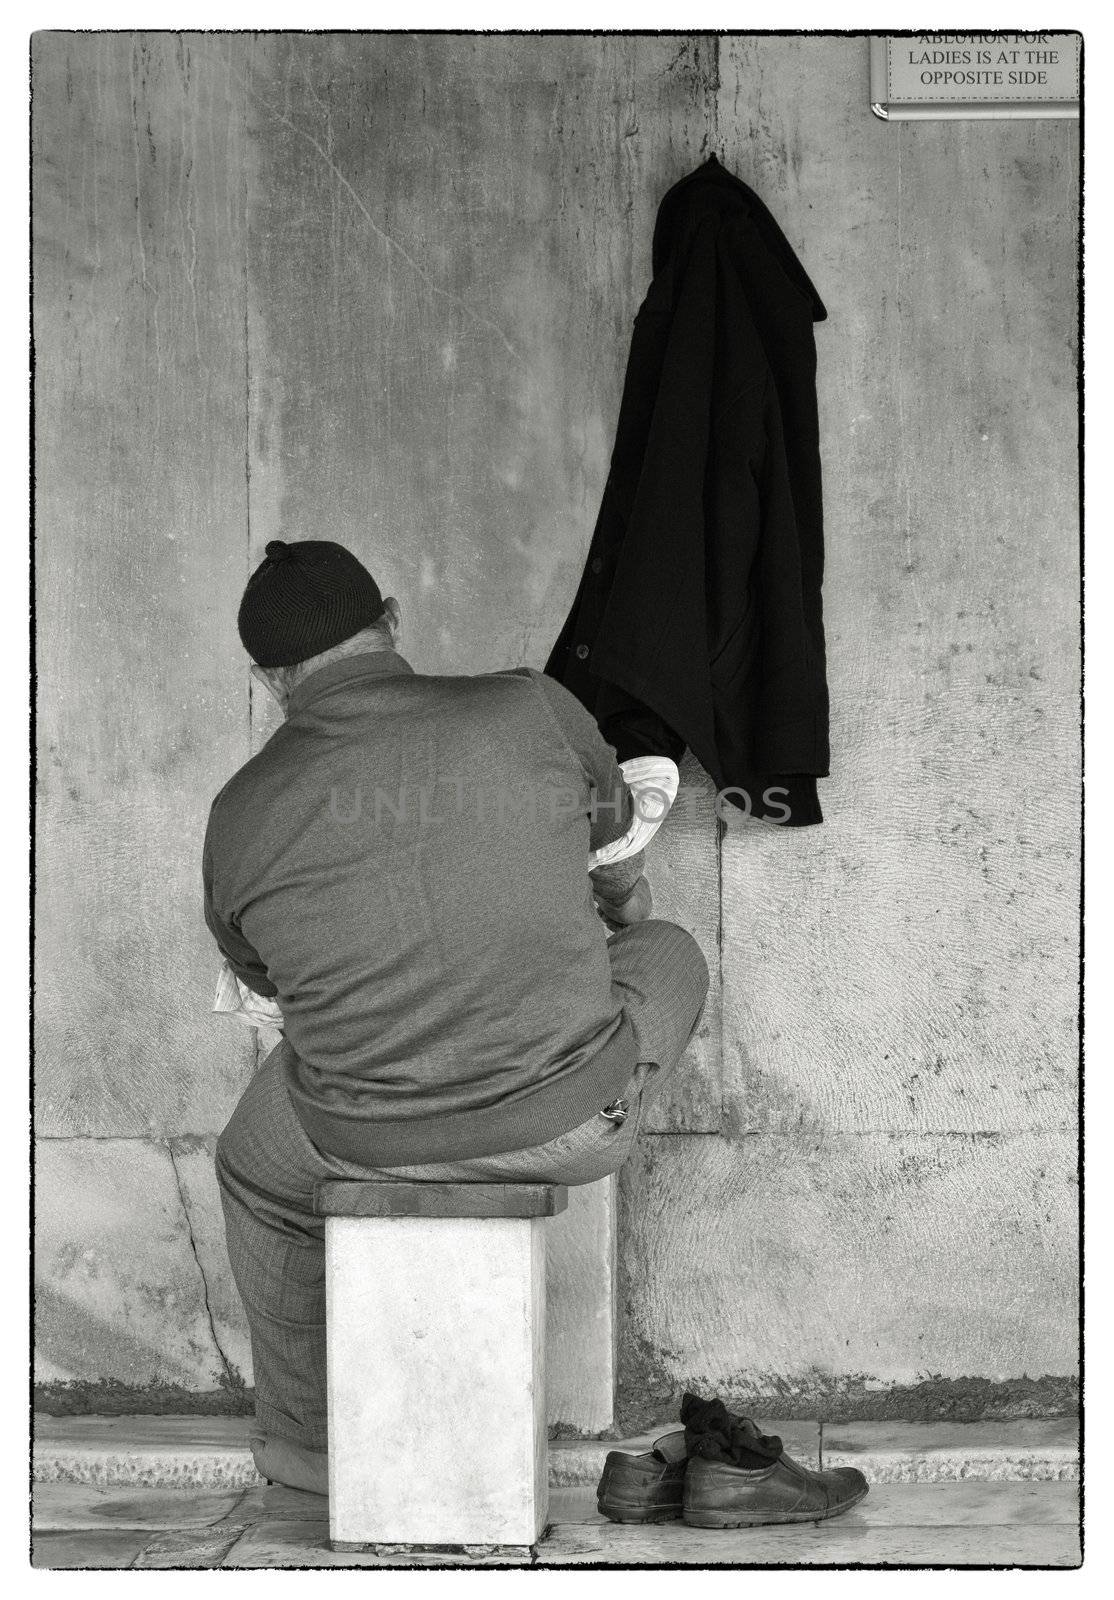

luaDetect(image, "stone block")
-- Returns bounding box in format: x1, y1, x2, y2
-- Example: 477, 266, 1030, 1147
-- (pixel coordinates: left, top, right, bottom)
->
166, 1137, 252, 1383
34, 1139, 234, 1391
33, 1413, 259, 1489
546, 1177, 616, 1432
820, 1419, 1079, 1482
325, 1214, 549, 1547
718, 664, 1079, 1138
32, 33, 254, 1141
617, 1130, 1078, 1427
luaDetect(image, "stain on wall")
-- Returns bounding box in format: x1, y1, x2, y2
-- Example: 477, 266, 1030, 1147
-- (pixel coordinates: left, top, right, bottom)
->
33, 32, 1079, 1426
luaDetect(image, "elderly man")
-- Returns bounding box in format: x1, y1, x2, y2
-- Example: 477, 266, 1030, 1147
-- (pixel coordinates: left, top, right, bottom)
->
206, 538, 709, 1496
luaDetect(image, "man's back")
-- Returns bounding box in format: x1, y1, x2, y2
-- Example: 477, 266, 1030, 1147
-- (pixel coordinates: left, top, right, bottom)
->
203, 650, 638, 1165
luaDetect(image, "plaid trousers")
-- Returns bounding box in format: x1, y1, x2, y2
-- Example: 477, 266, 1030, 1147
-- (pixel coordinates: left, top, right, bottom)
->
215, 917, 709, 1450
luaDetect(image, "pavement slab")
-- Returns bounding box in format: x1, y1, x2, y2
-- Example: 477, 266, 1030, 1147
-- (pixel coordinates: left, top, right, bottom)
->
32, 1481, 244, 1530
534, 1521, 1081, 1567
31, 1528, 155, 1569
548, 1481, 1080, 1529
131, 1523, 249, 1568
821, 1481, 1080, 1527
227, 1482, 330, 1521
221, 1520, 531, 1567
29, 1480, 1083, 1568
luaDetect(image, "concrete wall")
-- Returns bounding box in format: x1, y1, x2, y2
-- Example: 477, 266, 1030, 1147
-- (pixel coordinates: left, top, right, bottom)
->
34, 33, 1079, 1427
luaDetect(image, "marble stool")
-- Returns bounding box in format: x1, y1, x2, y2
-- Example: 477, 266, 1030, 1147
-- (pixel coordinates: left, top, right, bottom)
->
313, 1179, 568, 1552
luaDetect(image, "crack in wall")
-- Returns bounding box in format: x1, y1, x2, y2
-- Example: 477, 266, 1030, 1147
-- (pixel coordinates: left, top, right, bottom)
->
166, 1142, 240, 1396
220, 55, 520, 361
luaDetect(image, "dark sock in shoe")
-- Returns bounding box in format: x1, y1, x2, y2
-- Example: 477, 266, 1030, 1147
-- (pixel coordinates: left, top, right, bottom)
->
679, 1391, 784, 1470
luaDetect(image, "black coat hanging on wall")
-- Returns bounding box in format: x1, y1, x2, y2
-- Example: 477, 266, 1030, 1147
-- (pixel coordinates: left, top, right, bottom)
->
545, 155, 831, 825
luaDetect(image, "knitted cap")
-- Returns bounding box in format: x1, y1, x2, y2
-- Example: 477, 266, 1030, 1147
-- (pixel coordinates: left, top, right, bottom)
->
237, 540, 385, 667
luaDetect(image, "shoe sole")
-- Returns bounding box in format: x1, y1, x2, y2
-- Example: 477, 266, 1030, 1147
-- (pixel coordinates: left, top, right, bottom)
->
683, 1484, 869, 1529
597, 1498, 683, 1524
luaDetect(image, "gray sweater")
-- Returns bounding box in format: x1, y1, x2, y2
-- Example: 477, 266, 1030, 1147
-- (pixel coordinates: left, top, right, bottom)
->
203, 649, 640, 1164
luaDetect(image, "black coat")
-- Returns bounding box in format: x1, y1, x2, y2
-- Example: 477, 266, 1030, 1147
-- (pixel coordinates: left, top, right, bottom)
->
545, 156, 830, 825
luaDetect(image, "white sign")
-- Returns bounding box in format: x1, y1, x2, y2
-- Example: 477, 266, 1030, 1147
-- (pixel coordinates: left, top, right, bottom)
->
871, 33, 1080, 120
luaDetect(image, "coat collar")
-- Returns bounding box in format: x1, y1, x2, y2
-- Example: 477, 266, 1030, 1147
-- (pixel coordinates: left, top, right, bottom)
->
286, 649, 415, 717
651, 155, 827, 322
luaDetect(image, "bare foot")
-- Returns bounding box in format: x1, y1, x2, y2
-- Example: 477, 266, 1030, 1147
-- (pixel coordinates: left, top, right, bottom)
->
250, 1435, 328, 1496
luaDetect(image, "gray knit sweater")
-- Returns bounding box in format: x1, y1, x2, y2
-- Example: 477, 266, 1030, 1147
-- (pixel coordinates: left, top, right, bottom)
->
202, 649, 639, 1164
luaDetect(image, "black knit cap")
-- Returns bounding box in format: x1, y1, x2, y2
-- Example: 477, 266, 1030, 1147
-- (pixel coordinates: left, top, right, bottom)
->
237, 540, 385, 667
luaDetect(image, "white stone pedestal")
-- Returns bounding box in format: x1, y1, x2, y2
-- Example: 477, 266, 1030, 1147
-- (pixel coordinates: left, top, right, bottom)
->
546, 1175, 617, 1431
320, 1184, 563, 1551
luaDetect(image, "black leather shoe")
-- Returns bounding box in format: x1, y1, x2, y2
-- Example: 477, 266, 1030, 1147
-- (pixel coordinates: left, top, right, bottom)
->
683, 1452, 869, 1528
596, 1430, 689, 1523
678, 1391, 868, 1528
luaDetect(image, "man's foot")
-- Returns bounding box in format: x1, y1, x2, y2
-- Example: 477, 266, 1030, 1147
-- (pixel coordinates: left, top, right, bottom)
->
596, 1430, 688, 1523
683, 1453, 869, 1528
250, 1434, 329, 1497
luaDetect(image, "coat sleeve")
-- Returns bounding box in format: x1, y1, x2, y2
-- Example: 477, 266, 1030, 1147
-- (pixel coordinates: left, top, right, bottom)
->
709, 230, 827, 780
524, 669, 634, 853
584, 220, 721, 762
202, 821, 278, 999
748, 374, 828, 774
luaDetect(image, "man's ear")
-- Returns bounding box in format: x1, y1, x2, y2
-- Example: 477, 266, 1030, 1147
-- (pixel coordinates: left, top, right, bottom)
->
381, 597, 401, 645
250, 662, 288, 709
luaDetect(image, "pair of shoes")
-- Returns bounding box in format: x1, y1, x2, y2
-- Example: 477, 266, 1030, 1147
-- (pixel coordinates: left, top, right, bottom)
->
596, 1394, 868, 1529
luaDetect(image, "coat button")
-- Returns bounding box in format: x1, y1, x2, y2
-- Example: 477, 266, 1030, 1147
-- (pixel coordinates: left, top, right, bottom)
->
575, 644, 589, 661
591, 557, 603, 574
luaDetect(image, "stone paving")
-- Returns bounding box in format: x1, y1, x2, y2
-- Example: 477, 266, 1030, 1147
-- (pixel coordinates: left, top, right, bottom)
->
31, 1415, 1082, 1567
31, 1480, 1081, 1568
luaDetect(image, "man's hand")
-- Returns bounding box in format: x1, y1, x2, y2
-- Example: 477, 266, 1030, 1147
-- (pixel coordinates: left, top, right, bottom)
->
595, 873, 653, 929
